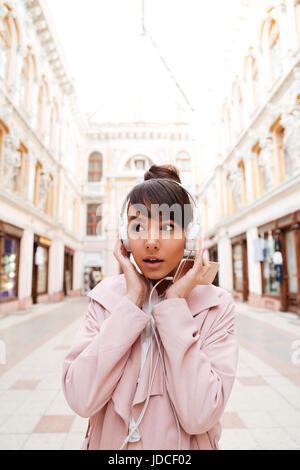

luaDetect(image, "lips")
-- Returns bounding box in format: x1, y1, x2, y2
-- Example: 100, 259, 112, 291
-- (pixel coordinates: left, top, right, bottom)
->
143, 257, 164, 263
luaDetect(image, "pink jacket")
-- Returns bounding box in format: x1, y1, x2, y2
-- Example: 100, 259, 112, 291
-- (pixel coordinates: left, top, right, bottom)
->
62, 274, 238, 450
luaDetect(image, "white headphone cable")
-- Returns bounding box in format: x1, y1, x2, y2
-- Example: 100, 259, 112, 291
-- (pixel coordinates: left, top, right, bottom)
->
119, 277, 182, 450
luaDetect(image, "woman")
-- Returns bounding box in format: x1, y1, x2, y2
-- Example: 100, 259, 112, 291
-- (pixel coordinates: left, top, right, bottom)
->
62, 164, 238, 450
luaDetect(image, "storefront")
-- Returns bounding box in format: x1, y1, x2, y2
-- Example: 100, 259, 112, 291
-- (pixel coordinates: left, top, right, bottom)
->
208, 244, 219, 286
231, 233, 249, 302
32, 235, 51, 304
63, 246, 74, 296
0, 221, 22, 306
258, 210, 300, 314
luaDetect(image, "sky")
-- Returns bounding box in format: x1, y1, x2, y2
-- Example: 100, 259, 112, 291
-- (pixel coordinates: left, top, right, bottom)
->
45, 0, 260, 125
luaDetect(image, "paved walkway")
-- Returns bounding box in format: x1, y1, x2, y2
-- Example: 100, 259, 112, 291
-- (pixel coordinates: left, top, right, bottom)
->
0, 296, 299, 450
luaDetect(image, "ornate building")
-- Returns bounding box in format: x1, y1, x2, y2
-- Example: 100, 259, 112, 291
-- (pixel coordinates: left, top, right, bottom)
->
201, 0, 300, 314
0, 0, 199, 313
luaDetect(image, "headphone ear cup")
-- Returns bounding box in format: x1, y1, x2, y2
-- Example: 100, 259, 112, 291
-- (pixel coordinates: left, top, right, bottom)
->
185, 222, 201, 252
119, 223, 130, 252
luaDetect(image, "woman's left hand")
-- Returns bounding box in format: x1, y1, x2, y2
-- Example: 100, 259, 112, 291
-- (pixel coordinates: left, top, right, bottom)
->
165, 237, 209, 299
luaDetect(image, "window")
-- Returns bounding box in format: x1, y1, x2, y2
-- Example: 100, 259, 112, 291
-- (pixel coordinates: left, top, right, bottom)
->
20, 55, 30, 110
125, 156, 151, 172
175, 151, 191, 172
33, 162, 53, 214
37, 78, 49, 133
35, 245, 48, 294
261, 231, 280, 296
232, 244, 243, 292
135, 159, 145, 170
0, 13, 10, 80
88, 152, 103, 182
231, 81, 243, 134
0, 235, 19, 300
269, 20, 281, 81
87, 204, 102, 236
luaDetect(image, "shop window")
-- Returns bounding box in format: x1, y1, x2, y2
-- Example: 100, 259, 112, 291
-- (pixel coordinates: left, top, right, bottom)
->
87, 203, 102, 236
88, 152, 103, 182
35, 245, 48, 294
232, 244, 243, 292
0, 235, 19, 300
261, 232, 280, 296
285, 230, 298, 295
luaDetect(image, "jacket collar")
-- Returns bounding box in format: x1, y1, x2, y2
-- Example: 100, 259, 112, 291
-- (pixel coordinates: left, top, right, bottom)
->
87, 274, 222, 316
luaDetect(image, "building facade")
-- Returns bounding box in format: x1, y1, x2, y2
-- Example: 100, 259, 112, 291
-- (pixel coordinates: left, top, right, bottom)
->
0, 0, 85, 313
0, 0, 199, 312
201, 0, 300, 315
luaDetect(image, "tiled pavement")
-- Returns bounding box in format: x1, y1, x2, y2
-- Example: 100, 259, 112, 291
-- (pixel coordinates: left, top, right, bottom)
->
0, 295, 299, 450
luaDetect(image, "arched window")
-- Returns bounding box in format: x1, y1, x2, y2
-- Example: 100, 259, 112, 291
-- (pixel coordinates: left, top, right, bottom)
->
175, 151, 191, 172
37, 77, 49, 133
88, 152, 103, 182
19, 52, 36, 111
226, 173, 234, 216
269, 20, 281, 81
20, 54, 29, 109
231, 79, 243, 135
125, 155, 152, 172
221, 102, 231, 151
238, 160, 247, 206
244, 53, 261, 114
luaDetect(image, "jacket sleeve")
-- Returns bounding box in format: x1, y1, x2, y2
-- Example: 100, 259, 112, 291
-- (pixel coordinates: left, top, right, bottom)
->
62, 296, 150, 418
151, 292, 238, 435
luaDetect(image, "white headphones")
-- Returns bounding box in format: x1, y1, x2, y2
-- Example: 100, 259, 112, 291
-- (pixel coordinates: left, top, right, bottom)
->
118, 178, 202, 450
118, 178, 202, 256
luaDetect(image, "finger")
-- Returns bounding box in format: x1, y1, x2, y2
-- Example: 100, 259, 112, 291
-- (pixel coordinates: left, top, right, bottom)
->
192, 237, 204, 270
202, 249, 209, 266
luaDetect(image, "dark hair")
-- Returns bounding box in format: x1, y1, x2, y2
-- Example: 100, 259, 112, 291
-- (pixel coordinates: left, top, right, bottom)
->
126, 164, 193, 230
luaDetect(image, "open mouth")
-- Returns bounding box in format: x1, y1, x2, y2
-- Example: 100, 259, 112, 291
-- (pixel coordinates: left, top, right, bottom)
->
143, 257, 164, 265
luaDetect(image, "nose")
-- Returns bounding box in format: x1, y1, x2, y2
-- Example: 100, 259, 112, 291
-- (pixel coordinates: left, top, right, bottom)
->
145, 238, 160, 250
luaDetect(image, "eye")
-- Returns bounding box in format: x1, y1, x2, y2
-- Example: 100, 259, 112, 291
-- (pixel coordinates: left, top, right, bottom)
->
132, 223, 145, 232
161, 223, 174, 231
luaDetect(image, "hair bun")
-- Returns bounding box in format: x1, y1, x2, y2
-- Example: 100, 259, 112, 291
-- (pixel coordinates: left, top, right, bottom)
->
144, 164, 181, 183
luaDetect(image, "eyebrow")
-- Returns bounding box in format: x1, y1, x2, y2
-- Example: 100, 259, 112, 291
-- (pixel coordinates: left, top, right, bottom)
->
128, 214, 174, 223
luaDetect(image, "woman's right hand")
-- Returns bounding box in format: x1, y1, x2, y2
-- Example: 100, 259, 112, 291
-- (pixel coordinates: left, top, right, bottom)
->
113, 233, 150, 308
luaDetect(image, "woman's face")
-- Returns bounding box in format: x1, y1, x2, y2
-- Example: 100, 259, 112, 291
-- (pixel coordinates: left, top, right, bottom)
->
127, 203, 185, 281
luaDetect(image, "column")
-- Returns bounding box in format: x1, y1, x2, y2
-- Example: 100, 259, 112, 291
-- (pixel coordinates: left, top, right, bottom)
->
48, 236, 64, 300
217, 228, 233, 292
246, 227, 262, 305
18, 227, 34, 308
